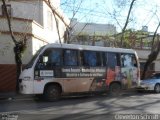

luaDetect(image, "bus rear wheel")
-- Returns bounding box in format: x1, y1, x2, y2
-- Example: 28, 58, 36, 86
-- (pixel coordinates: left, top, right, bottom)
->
43, 85, 61, 101
109, 83, 121, 96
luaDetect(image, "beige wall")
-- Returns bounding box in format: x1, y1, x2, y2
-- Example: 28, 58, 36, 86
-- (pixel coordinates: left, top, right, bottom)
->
0, 17, 32, 34
0, 34, 15, 64
42, 1, 70, 43
0, 0, 69, 43
0, 18, 56, 64
0, 0, 70, 64
0, 34, 33, 64
0, 1, 44, 25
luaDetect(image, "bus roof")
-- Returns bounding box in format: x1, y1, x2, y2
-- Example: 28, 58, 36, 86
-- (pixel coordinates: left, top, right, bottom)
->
44, 43, 135, 54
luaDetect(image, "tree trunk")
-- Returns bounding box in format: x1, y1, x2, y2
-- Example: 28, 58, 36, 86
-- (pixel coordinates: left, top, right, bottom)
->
141, 24, 160, 79
14, 44, 23, 92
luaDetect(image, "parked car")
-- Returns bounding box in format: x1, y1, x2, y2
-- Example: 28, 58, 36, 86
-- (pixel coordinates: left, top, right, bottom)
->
138, 73, 160, 93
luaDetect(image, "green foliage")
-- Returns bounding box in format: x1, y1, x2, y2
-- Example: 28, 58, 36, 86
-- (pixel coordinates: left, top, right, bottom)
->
116, 29, 150, 48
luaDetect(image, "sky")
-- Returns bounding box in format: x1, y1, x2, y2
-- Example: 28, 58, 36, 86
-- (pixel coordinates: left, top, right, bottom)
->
61, 0, 160, 33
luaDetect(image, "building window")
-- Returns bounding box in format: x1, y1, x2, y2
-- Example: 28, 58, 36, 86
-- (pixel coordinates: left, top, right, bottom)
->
47, 11, 53, 30
2, 4, 12, 16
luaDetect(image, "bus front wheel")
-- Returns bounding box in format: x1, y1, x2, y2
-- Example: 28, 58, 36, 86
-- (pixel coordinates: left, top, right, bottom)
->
43, 85, 61, 101
109, 83, 121, 96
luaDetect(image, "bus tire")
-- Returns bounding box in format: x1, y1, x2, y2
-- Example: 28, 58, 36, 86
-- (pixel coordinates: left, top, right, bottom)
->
109, 83, 121, 96
154, 84, 160, 93
43, 85, 61, 101
35, 94, 43, 100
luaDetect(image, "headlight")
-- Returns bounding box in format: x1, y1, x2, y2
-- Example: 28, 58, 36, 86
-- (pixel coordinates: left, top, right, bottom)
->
23, 76, 31, 81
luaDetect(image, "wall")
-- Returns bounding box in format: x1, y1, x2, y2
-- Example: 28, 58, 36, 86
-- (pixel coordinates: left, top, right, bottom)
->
42, 1, 69, 43
136, 49, 160, 72
0, 0, 70, 93
70, 19, 117, 36
0, 1, 44, 26
0, 64, 16, 92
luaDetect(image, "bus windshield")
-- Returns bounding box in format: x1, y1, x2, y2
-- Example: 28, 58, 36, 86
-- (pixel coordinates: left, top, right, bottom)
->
24, 46, 45, 69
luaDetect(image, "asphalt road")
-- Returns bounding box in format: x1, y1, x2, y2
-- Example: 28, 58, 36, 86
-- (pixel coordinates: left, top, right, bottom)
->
0, 92, 160, 120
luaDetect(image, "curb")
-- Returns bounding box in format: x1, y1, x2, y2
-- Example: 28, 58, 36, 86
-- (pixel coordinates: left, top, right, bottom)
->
0, 92, 34, 101
0, 92, 15, 101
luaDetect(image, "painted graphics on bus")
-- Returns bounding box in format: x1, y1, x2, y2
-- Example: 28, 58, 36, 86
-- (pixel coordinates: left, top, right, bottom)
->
34, 49, 139, 92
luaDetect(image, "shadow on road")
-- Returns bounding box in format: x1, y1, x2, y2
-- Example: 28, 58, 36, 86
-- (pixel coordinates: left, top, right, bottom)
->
0, 90, 160, 114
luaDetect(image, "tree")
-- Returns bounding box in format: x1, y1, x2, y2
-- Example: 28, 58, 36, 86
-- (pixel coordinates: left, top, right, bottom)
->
61, 0, 99, 43
120, 0, 136, 47
2, 0, 27, 93
141, 23, 160, 79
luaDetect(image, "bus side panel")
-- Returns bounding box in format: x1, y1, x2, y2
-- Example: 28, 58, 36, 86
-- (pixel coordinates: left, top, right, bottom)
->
103, 66, 139, 89
61, 67, 107, 93
33, 78, 64, 94
63, 78, 94, 93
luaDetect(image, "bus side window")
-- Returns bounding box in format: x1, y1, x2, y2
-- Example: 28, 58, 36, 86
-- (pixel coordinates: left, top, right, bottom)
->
49, 50, 62, 66
81, 51, 101, 67
121, 54, 137, 67
35, 49, 62, 69
35, 49, 50, 69
102, 52, 108, 66
63, 49, 78, 66
107, 52, 119, 69
131, 55, 137, 67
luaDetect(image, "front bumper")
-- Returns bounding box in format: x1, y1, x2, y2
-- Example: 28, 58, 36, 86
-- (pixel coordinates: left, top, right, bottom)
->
136, 83, 155, 91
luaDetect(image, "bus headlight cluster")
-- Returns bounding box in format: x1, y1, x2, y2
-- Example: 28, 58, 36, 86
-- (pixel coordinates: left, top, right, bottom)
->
23, 76, 31, 81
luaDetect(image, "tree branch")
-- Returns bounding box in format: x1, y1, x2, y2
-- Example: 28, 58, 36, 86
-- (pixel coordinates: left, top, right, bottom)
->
120, 0, 136, 47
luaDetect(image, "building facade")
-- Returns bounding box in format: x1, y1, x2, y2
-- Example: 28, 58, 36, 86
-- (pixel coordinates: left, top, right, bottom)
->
0, 0, 70, 92
69, 19, 117, 46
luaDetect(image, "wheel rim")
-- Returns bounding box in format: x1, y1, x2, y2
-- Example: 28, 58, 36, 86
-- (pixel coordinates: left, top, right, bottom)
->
155, 84, 160, 93
49, 88, 58, 99
111, 87, 119, 93
110, 84, 121, 95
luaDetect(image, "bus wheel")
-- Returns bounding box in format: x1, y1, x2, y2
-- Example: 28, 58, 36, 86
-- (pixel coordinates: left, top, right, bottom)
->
109, 83, 121, 96
154, 84, 160, 93
43, 85, 61, 101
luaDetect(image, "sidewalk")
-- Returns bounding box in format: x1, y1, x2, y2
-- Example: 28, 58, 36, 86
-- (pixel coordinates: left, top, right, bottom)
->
0, 92, 34, 101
